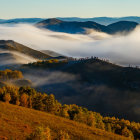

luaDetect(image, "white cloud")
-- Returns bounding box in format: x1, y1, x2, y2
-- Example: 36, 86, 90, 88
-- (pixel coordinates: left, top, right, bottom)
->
0, 24, 140, 66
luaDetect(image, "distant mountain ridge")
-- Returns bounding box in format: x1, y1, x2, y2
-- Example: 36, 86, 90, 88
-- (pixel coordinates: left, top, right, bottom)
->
36, 18, 139, 34
0, 16, 140, 25
57, 16, 140, 25
0, 18, 43, 24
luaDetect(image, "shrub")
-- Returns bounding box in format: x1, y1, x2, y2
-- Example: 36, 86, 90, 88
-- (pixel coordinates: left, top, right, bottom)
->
27, 126, 50, 140
57, 130, 70, 140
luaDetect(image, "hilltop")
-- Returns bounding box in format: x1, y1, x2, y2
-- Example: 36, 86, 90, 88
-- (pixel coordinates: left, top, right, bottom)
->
36, 18, 138, 34
0, 40, 50, 60
107, 21, 138, 34
36, 18, 111, 34
0, 40, 52, 68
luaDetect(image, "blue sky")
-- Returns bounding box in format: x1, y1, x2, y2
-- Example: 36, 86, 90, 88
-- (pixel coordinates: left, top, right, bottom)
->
0, 0, 140, 19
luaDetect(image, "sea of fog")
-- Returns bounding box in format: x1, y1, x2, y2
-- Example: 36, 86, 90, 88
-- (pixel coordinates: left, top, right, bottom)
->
0, 24, 140, 66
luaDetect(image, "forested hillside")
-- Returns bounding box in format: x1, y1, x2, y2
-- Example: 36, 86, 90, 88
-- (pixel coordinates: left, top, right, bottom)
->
0, 69, 139, 139
22, 57, 140, 122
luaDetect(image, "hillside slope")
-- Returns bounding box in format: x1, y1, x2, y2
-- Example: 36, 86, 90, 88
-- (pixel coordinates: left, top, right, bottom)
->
107, 21, 138, 34
22, 58, 140, 122
36, 18, 112, 34
41, 50, 65, 57
0, 40, 50, 60
0, 102, 129, 140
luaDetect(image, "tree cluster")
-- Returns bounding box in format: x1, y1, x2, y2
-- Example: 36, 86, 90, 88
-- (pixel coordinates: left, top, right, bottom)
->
26, 59, 68, 69
0, 69, 23, 81
27, 126, 70, 140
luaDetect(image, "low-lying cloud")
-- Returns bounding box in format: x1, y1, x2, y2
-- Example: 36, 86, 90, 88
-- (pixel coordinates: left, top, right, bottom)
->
0, 24, 140, 66
0, 49, 37, 66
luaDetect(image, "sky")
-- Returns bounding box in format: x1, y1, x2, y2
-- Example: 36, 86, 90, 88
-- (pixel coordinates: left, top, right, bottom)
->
0, 0, 140, 19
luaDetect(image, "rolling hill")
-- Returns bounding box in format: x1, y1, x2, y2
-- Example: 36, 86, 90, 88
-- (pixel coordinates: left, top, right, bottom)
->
41, 50, 66, 57
107, 21, 138, 34
36, 18, 138, 34
36, 18, 112, 34
0, 40, 50, 60
0, 101, 130, 140
22, 58, 140, 122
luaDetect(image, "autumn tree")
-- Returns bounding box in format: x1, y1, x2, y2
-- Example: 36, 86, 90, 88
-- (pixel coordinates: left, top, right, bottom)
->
3, 93, 11, 103
68, 105, 80, 120
15, 97, 20, 106
60, 105, 69, 118
32, 93, 44, 111
28, 126, 47, 140
57, 131, 70, 140
20, 93, 28, 107
95, 113, 105, 130
105, 123, 112, 132
28, 96, 32, 108
45, 127, 51, 140
121, 127, 134, 139
44, 94, 56, 113
87, 112, 96, 127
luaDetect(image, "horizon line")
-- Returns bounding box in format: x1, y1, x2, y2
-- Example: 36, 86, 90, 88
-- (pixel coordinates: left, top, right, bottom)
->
1, 16, 140, 20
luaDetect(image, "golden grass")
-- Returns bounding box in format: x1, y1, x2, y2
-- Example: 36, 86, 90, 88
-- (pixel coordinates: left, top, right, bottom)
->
0, 102, 130, 140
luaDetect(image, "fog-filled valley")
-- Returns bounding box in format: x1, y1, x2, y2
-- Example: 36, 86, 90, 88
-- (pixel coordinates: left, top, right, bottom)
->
0, 23, 140, 66
0, 22, 140, 120
0, 19, 140, 139
1, 0, 140, 139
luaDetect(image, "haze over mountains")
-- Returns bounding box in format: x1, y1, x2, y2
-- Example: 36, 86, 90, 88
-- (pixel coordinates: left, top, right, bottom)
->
1, 38, 140, 122
22, 57, 140, 122
0, 17, 140, 123
0, 40, 52, 68
0, 18, 43, 24
0, 21, 140, 66
1, 0, 140, 138
0, 15, 140, 138
1, 16, 140, 25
